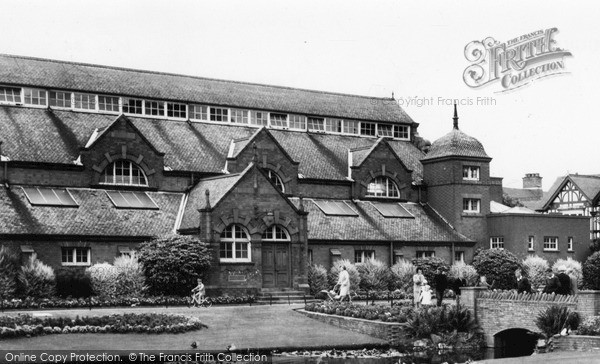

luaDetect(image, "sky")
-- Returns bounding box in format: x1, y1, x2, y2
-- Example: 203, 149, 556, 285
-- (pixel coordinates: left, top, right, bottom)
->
1, 0, 599, 189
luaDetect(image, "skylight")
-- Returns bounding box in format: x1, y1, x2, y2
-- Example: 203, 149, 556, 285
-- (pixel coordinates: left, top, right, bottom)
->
371, 202, 413, 218
22, 187, 78, 207
313, 200, 358, 216
106, 191, 159, 210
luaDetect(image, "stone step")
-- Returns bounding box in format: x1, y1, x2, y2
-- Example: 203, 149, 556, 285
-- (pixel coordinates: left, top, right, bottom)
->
253, 299, 320, 305
257, 292, 309, 298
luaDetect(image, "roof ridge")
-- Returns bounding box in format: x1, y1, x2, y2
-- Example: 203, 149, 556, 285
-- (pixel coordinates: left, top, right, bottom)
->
0, 53, 396, 101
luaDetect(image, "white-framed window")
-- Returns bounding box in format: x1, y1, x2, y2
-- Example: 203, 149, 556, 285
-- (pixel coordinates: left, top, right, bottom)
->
262, 225, 290, 241
289, 114, 306, 130
74, 93, 96, 110
189, 104, 208, 120
394, 125, 410, 140
307, 117, 325, 132
0, 86, 22, 103
269, 113, 288, 128
528, 236, 534, 251
266, 169, 285, 193
98, 96, 120, 112
355, 250, 375, 263
122, 98, 143, 114
366, 176, 400, 198
145, 100, 164, 116
61, 247, 91, 266
251, 111, 268, 126
325, 118, 342, 133
230, 109, 249, 124
463, 198, 481, 213
378, 124, 394, 137
220, 224, 251, 262
568, 237, 573, 251
343, 120, 360, 135
100, 160, 148, 186
543, 236, 558, 251
416, 251, 435, 259
49, 91, 72, 108
167, 102, 187, 118
210, 107, 228, 122
23, 88, 47, 106
454, 251, 465, 263
360, 122, 376, 136
463, 166, 480, 181
490, 236, 504, 249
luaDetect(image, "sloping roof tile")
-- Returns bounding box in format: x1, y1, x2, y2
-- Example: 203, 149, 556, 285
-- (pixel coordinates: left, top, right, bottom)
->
292, 198, 471, 242
0, 187, 182, 237
0, 54, 413, 124
422, 128, 489, 161
0, 107, 424, 182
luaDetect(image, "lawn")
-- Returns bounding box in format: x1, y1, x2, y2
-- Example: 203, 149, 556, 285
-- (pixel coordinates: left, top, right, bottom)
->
1, 304, 386, 351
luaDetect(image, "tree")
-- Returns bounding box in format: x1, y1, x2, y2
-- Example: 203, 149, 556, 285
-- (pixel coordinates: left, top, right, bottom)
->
138, 235, 211, 296
472, 248, 521, 290
0, 246, 21, 299
307, 264, 329, 295
522, 255, 549, 291
583, 252, 600, 290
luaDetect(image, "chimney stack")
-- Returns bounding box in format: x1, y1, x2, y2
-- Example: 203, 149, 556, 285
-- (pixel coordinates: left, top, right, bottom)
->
523, 173, 542, 189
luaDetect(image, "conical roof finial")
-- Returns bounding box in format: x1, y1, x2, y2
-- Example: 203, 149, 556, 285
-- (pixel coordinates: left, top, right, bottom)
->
453, 103, 459, 130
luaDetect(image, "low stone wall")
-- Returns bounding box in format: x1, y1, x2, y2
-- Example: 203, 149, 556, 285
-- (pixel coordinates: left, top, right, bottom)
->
553, 335, 600, 352
296, 309, 406, 344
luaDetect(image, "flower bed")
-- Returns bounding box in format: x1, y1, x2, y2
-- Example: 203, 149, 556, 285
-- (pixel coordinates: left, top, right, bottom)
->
576, 316, 600, 336
304, 301, 413, 323
0, 313, 206, 338
0, 295, 254, 310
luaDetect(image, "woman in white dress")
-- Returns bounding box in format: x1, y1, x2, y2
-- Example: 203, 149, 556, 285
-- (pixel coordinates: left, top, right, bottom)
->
337, 266, 350, 301
413, 267, 425, 307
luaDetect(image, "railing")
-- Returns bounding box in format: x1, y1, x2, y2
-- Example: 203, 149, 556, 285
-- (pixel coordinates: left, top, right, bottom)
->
478, 290, 577, 303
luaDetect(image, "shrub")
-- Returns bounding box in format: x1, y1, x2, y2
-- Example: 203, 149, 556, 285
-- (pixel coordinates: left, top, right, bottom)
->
20, 254, 56, 299
410, 257, 450, 288
86, 263, 118, 298
535, 305, 580, 339
138, 235, 211, 296
328, 259, 361, 291
590, 239, 600, 253
553, 257, 582, 288
0, 246, 20, 299
307, 264, 329, 295
113, 253, 147, 297
583, 252, 600, 290
448, 262, 478, 287
446, 304, 479, 333
356, 258, 392, 294
472, 248, 521, 290
405, 306, 449, 338
578, 316, 600, 336
390, 259, 415, 293
522, 256, 549, 290
55, 268, 93, 298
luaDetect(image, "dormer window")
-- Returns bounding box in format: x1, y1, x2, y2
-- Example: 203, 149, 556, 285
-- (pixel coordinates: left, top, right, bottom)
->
100, 160, 148, 186
366, 176, 400, 198
307, 117, 325, 132
266, 169, 285, 193
463, 166, 480, 181
49, 91, 71, 108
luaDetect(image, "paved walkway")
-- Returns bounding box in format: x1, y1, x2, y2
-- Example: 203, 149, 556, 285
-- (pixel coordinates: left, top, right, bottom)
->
475, 351, 600, 363
1, 304, 386, 351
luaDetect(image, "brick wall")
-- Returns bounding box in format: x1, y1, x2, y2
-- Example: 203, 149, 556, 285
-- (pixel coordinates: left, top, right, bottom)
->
553, 335, 600, 352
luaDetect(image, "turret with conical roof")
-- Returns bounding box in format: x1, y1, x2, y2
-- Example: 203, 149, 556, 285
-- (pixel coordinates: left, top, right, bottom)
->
421, 105, 499, 257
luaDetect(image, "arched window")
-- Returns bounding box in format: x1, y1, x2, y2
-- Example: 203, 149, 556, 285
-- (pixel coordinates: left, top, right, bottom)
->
266, 169, 285, 193
101, 160, 148, 186
262, 225, 290, 241
220, 224, 251, 262
366, 176, 400, 198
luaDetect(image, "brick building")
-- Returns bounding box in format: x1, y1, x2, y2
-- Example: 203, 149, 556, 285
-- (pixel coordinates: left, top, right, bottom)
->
0, 54, 589, 294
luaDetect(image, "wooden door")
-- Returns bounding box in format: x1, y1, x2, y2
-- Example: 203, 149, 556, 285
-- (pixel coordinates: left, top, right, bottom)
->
262, 243, 289, 288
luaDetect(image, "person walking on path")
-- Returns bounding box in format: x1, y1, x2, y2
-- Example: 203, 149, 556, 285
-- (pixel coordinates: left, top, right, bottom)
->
515, 269, 532, 294
543, 268, 561, 294
556, 267, 572, 295
567, 268, 578, 295
433, 268, 448, 307
337, 265, 350, 302
413, 267, 425, 307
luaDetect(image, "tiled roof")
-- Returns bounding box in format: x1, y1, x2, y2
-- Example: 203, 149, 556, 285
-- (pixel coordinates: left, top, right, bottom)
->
503, 187, 542, 200
540, 174, 600, 210
0, 54, 413, 124
421, 128, 490, 161
0, 107, 424, 182
179, 172, 247, 231
0, 187, 183, 237
292, 198, 472, 243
